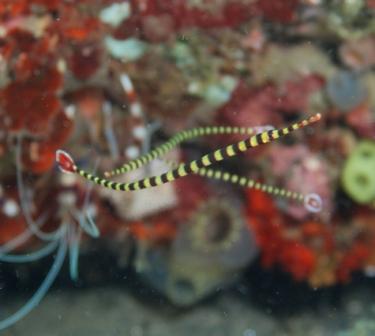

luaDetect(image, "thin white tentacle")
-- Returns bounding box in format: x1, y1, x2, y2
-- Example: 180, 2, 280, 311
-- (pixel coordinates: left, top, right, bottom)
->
0, 233, 67, 330
0, 240, 59, 263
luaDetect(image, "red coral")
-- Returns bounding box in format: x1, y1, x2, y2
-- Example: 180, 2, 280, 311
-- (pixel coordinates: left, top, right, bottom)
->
279, 241, 316, 280
135, 0, 257, 28
69, 43, 102, 80
0, 0, 108, 23
0, 27, 63, 137
245, 189, 283, 267
1, 65, 62, 134
272, 75, 325, 114
60, 17, 101, 42
0, 214, 29, 249
336, 243, 370, 282
217, 75, 324, 148
5, 28, 36, 53
256, 0, 299, 23
302, 221, 334, 253
0, 187, 32, 250
248, 200, 375, 284
0, 1, 29, 21
130, 218, 177, 243
246, 189, 319, 281
216, 82, 283, 156
21, 109, 73, 173
2, 29, 55, 78
246, 188, 278, 217
116, 0, 258, 42
345, 103, 375, 139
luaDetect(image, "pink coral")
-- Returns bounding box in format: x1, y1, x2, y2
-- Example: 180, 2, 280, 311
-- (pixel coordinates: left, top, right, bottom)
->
115, 0, 258, 42
346, 103, 375, 140
256, 0, 299, 23
217, 75, 324, 137
269, 144, 333, 219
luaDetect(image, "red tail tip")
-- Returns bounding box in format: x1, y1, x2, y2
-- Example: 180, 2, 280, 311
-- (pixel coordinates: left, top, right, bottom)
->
311, 113, 322, 122
56, 150, 76, 174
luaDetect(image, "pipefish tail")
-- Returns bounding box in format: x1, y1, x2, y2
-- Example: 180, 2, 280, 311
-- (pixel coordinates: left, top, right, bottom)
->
193, 167, 322, 213
56, 113, 321, 194
161, 157, 322, 213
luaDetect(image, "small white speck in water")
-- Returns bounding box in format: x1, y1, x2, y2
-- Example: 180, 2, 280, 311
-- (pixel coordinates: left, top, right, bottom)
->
86, 204, 97, 218
2, 199, 19, 217
125, 145, 140, 159
64, 104, 76, 119
130, 102, 143, 117
133, 125, 147, 140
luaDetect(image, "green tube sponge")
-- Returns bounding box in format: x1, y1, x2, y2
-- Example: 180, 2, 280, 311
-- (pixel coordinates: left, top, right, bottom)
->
342, 140, 375, 204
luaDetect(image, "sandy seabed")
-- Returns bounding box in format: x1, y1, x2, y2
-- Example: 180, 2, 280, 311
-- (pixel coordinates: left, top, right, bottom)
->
3, 279, 375, 336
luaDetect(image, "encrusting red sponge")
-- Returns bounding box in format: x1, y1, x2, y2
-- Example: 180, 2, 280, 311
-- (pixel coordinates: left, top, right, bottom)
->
56, 149, 76, 173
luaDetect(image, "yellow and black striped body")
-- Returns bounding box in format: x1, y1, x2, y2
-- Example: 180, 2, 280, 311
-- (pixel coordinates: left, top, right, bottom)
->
105, 125, 273, 177
164, 159, 305, 203
194, 167, 304, 202
77, 114, 320, 191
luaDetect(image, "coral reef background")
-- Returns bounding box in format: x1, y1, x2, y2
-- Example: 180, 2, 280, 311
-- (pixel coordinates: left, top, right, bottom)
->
0, 0, 374, 334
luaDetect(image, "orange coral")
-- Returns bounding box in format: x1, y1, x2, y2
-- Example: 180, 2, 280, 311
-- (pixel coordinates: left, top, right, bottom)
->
246, 189, 320, 281
336, 243, 370, 282
130, 219, 177, 243
0, 216, 28, 249
279, 241, 316, 280
246, 187, 375, 285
